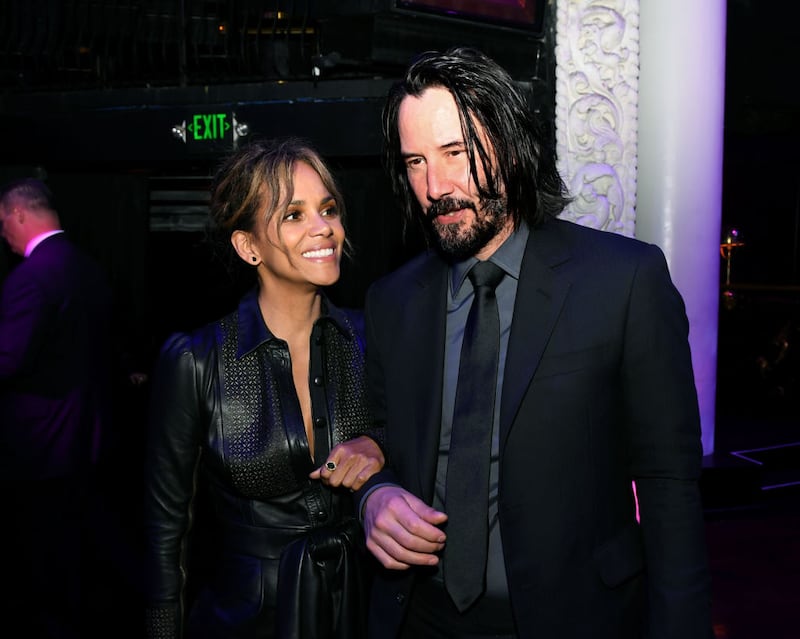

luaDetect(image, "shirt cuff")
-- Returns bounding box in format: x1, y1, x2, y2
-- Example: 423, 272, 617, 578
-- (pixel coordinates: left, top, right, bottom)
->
358, 482, 399, 522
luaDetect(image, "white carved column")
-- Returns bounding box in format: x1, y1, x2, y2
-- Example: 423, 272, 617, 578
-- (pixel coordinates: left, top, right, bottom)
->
554, 0, 725, 455
554, 0, 640, 237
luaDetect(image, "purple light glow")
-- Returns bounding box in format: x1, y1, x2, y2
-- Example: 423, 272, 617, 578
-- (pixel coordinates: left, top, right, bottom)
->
397, 0, 543, 32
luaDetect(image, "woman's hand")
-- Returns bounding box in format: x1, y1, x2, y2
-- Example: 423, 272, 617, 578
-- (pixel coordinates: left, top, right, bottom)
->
309, 435, 385, 491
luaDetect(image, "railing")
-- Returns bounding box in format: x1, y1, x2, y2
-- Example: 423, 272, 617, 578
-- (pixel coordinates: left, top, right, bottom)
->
0, 0, 321, 91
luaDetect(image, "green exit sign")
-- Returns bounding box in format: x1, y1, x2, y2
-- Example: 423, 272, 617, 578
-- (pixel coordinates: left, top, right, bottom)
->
188, 113, 231, 141
172, 111, 248, 153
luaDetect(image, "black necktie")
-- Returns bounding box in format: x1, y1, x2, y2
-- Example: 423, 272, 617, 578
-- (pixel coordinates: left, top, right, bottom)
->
444, 259, 505, 612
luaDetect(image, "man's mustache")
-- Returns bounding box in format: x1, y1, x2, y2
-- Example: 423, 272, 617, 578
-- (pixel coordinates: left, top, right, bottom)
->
425, 198, 476, 221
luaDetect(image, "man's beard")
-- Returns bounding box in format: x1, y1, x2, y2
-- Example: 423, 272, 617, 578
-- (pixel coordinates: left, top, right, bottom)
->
425, 196, 509, 261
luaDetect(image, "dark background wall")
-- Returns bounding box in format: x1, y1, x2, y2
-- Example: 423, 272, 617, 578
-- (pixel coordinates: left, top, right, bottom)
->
0, 0, 554, 359
718, 0, 800, 421
0, 0, 798, 423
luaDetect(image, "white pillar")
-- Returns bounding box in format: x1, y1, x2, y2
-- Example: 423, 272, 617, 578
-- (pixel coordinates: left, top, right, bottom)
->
636, 0, 726, 455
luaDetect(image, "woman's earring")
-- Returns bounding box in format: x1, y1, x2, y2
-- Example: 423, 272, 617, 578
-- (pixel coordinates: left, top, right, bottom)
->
251, 256, 258, 263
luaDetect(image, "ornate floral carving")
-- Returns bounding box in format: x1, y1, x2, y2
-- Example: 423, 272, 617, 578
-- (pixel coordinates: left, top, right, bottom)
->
555, 0, 639, 236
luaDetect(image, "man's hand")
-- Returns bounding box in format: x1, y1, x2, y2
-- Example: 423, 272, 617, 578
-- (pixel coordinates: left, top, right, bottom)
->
363, 485, 448, 570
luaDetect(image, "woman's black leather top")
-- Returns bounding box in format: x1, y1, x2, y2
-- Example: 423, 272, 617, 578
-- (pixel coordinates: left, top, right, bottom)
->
143, 287, 380, 638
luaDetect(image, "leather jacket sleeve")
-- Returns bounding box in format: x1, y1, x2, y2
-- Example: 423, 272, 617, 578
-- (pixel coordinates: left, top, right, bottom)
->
143, 329, 213, 639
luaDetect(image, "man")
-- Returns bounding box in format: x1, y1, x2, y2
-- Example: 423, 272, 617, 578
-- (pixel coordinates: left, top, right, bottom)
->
0, 177, 114, 638
356, 47, 712, 638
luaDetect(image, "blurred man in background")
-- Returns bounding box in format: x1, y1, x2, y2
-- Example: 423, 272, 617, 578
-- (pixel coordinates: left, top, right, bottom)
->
0, 177, 114, 638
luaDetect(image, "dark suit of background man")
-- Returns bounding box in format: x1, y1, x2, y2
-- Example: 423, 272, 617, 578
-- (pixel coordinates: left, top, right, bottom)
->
356, 47, 713, 639
0, 178, 114, 639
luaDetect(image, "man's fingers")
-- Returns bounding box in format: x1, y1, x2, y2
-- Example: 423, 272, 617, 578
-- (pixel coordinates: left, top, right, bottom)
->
363, 487, 446, 568
366, 515, 441, 568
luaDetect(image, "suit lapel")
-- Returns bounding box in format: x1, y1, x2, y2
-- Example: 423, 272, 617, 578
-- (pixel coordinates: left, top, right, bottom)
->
402, 258, 449, 499
500, 222, 572, 443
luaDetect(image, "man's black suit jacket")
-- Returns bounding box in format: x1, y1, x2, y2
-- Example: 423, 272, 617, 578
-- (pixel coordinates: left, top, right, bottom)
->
0, 232, 113, 480
359, 218, 712, 639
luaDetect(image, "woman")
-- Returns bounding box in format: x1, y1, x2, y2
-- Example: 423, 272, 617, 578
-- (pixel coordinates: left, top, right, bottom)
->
143, 138, 384, 639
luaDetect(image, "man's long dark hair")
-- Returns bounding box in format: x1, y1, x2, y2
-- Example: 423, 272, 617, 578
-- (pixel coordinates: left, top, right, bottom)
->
382, 46, 571, 235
